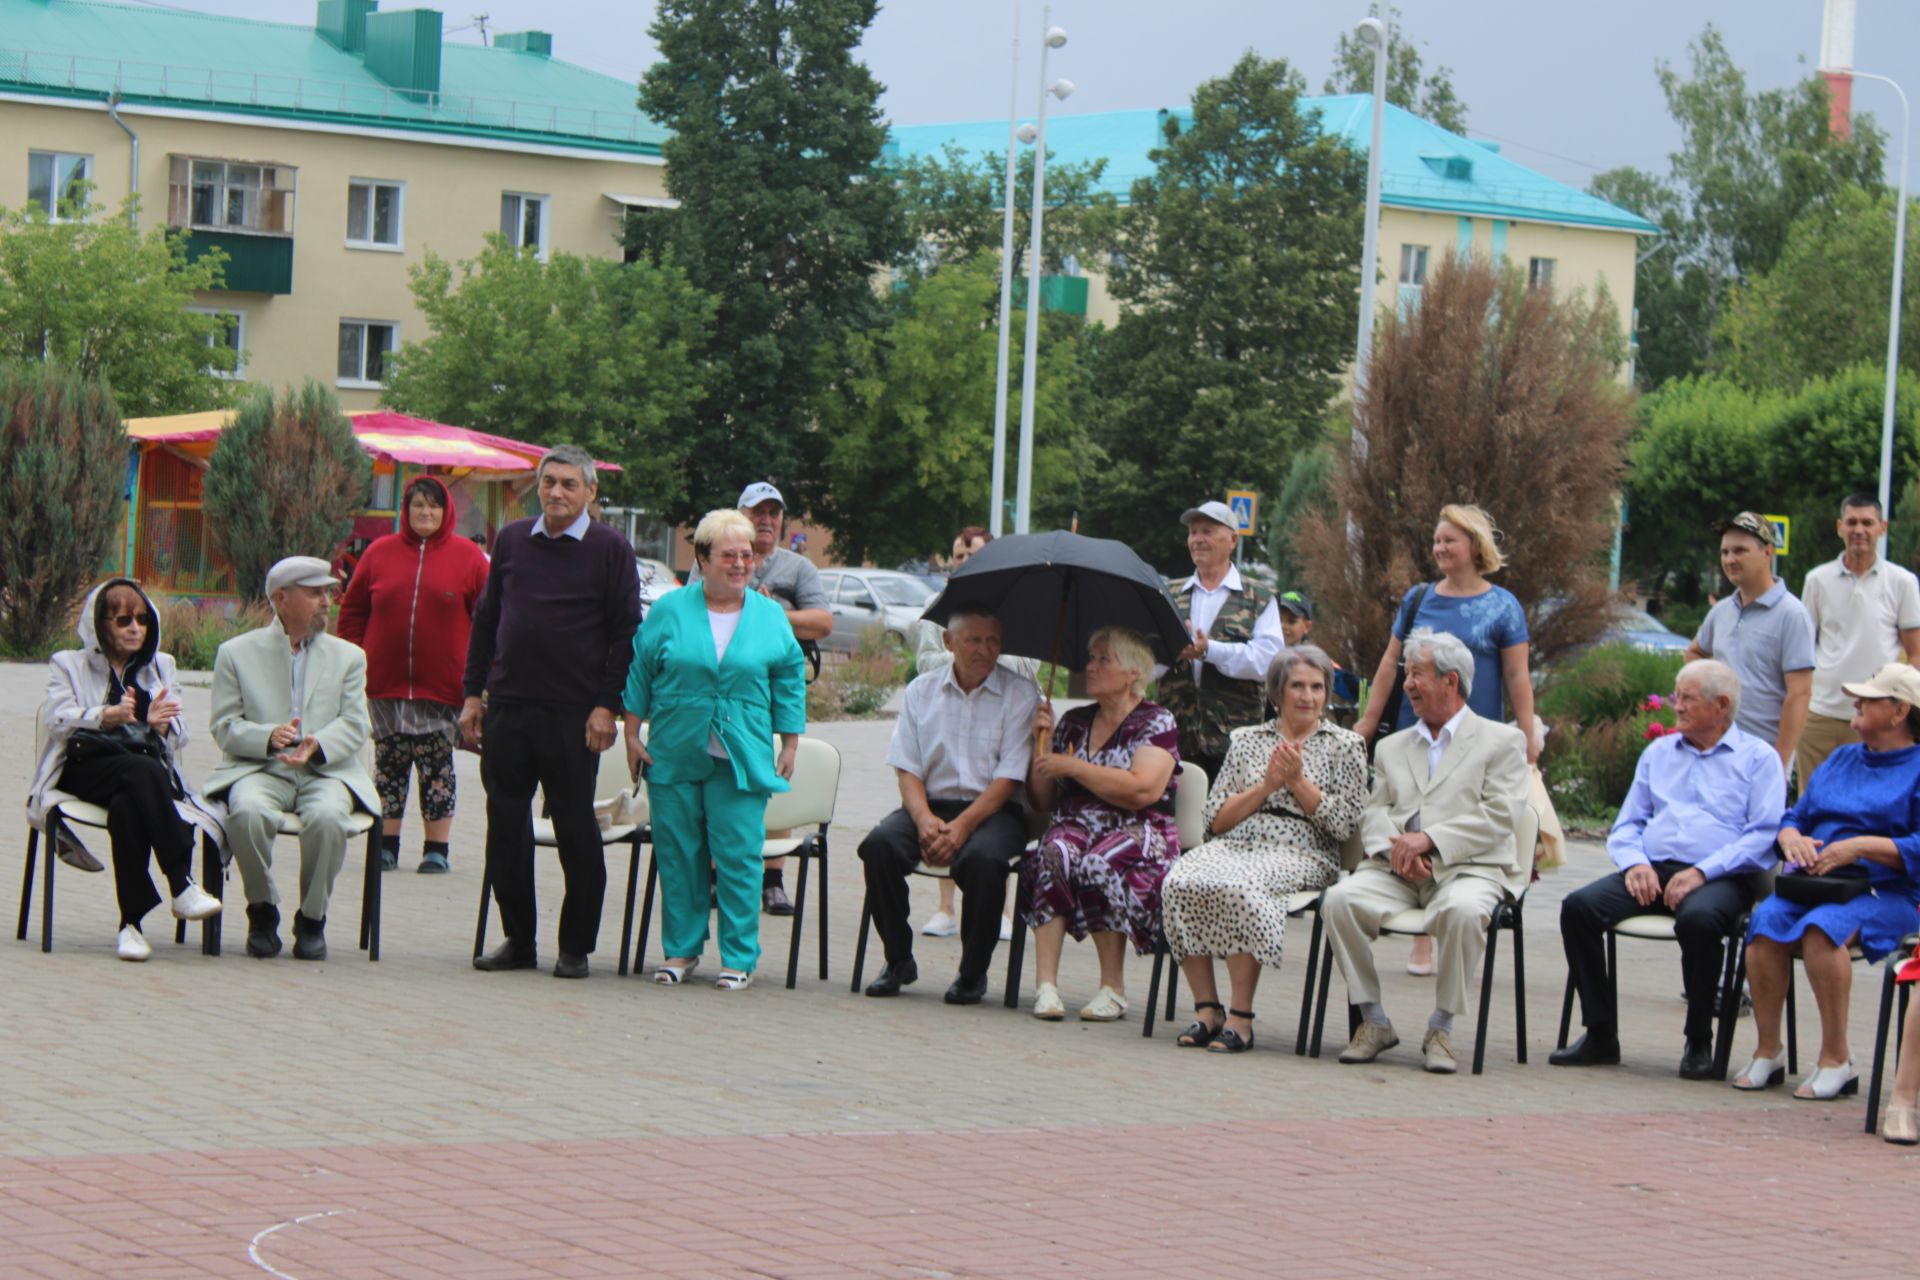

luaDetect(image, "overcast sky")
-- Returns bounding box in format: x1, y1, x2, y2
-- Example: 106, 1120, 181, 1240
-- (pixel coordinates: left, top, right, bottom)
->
139, 0, 1920, 189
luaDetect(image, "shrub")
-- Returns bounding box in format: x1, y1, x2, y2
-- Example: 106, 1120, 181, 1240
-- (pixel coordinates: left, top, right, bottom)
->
202, 382, 370, 604
807, 626, 911, 721
154, 596, 272, 671
1537, 643, 1689, 727
1540, 694, 1678, 823
0, 362, 126, 654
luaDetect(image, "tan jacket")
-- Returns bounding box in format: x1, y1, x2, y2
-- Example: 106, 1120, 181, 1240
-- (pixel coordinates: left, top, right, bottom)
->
204, 620, 378, 813
1360, 708, 1532, 897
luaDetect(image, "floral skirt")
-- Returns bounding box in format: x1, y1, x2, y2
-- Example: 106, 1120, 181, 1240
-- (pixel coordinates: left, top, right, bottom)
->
1019, 817, 1173, 953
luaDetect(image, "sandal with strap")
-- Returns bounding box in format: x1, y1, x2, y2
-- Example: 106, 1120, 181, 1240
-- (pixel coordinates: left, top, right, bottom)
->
653, 958, 700, 985
715, 968, 753, 991
1176, 1001, 1225, 1048
1207, 1009, 1256, 1054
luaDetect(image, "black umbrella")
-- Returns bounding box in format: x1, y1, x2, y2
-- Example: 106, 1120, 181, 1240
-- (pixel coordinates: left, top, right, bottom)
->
920, 530, 1191, 673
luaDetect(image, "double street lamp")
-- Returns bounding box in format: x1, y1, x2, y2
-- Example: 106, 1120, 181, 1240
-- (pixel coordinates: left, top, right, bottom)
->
1851, 70, 1910, 556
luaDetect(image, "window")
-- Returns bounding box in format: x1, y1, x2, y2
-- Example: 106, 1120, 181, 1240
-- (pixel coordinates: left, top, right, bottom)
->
346, 179, 403, 248
1399, 244, 1429, 287
500, 192, 549, 259
190, 307, 245, 379
337, 320, 396, 387
27, 151, 90, 220
1529, 257, 1556, 290
837, 578, 877, 611
168, 156, 296, 234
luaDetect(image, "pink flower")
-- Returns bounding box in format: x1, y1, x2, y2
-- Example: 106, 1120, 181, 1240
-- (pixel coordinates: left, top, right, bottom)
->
1644, 723, 1667, 740
1647, 694, 1665, 709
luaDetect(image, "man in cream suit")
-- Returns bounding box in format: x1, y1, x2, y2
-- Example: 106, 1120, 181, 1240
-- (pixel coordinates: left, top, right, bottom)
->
1323, 627, 1531, 1073
206, 556, 377, 961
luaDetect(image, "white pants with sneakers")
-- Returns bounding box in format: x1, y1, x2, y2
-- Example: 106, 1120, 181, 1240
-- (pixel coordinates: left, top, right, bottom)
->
1322, 858, 1507, 1018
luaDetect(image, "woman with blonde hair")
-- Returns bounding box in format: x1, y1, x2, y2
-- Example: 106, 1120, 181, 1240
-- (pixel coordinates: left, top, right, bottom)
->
1353, 503, 1535, 974
1021, 627, 1182, 1021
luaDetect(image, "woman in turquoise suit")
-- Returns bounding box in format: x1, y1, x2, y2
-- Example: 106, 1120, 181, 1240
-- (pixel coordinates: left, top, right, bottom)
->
625, 508, 807, 991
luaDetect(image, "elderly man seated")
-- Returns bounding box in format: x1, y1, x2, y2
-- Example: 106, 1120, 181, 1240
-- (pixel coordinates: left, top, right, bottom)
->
1552, 660, 1783, 1078
206, 556, 378, 961
860, 604, 1040, 1004
1323, 628, 1531, 1073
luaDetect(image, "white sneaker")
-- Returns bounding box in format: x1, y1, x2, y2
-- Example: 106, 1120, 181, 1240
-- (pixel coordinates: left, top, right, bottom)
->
116, 924, 151, 962
170, 883, 222, 921
920, 910, 958, 937
1033, 981, 1065, 1020
999, 914, 1013, 942
1080, 985, 1130, 1022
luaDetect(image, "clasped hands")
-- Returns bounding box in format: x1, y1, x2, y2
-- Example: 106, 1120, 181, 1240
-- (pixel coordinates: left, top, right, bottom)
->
1388, 830, 1435, 883
1780, 830, 1862, 878
1261, 741, 1304, 792
916, 810, 973, 866
1624, 862, 1707, 910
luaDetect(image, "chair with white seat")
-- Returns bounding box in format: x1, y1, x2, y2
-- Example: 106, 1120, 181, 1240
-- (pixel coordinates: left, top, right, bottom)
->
472, 746, 649, 976
1305, 805, 1541, 1074
18, 712, 215, 954
633, 736, 841, 988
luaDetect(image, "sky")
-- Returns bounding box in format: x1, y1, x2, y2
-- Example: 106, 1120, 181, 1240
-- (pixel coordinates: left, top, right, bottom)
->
115, 0, 1920, 191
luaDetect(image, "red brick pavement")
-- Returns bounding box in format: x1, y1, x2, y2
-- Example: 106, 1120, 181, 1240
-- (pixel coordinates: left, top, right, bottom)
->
0, 1105, 1910, 1279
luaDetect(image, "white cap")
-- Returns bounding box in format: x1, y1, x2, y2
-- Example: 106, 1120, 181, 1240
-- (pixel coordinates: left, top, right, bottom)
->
1180, 500, 1238, 530
264, 556, 338, 597
738, 482, 785, 510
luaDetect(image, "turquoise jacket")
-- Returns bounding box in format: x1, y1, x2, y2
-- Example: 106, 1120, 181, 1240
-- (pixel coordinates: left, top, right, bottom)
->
624, 585, 807, 793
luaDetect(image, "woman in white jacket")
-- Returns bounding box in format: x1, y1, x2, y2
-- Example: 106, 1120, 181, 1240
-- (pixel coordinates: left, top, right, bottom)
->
27, 579, 225, 960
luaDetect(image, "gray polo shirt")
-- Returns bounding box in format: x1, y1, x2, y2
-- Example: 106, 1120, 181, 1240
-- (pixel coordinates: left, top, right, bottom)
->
1693, 578, 1816, 746
688, 545, 828, 612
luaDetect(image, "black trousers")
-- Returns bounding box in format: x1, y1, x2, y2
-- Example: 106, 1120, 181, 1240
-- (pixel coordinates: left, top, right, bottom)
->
57, 751, 193, 928
1561, 860, 1755, 1041
480, 701, 606, 956
859, 800, 1027, 982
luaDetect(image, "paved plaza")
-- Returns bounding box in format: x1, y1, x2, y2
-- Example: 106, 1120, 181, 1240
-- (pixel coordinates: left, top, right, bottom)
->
1, 661, 1912, 1278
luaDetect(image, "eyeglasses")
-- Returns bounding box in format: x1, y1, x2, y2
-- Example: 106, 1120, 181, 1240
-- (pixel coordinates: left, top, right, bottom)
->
110, 613, 152, 628
711, 550, 754, 566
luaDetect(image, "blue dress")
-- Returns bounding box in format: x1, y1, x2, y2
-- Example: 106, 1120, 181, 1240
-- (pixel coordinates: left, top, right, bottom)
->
1391, 583, 1529, 730
1747, 742, 1920, 961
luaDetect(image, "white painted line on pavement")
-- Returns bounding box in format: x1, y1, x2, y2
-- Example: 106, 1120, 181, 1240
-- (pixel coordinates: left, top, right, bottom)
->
246, 1209, 352, 1279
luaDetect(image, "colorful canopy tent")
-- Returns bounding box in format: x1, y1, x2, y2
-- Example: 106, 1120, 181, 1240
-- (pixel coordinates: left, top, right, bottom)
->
121, 409, 614, 598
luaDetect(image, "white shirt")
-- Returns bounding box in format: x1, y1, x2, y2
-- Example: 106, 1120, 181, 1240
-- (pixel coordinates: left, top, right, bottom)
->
1802, 555, 1920, 719
705, 608, 744, 758
289, 637, 310, 716
1182, 564, 1284, 687
885, 663, 1041, 803
1407, 703, 1469, 833
533, 510, 591, 541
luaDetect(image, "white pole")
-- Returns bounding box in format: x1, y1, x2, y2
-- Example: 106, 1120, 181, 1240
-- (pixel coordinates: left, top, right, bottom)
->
1351, 13, 1389, 448
1855, 71, 1909, 560
989, 1, 1021, 537
1014, 10, 1057, 535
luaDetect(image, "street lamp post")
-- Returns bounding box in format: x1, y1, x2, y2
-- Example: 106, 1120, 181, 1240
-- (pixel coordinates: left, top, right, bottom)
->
1013, 12, 1071, 535
1350, 13, 1389, 452
1853, 70, 1909, 556
989, 2, 1022, 537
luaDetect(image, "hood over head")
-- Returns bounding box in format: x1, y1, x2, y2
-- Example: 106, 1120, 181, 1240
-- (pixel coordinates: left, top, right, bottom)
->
81, 578, 161, 676
400, 474, 459, 548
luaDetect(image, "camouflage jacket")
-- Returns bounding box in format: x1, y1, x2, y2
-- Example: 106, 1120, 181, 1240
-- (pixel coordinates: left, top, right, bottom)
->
1157, 575, 1273, 767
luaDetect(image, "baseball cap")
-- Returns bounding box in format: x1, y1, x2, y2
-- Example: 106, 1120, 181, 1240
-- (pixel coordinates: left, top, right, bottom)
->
264, 556, 339, 597
1180, 500, 1238, 530
1842, 662, 1920, 706
1716, 511, 1777, 549
738, 482, 785, 510
1278, 591, 1314, 620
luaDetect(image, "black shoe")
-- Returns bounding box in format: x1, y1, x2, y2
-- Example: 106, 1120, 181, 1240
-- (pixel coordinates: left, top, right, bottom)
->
244, 903, 282, 959
1678, 1036, 1718, 1080
944, 973, 988, 1005
473, 940, 538, 972
378, 848, 399, 871
291, 912, 327, 962
1549, 1031, 1622, 1067
864, 958, 918, 997
763, 884, 795, 916
553, 952, 590, 979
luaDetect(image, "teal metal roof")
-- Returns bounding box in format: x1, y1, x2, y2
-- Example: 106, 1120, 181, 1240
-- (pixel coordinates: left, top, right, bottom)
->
0, 0, 664, 154
888, 96, 1657, 236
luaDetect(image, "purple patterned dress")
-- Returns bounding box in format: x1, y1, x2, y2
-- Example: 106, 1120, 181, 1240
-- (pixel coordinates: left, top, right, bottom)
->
1019, 700, 1181, 952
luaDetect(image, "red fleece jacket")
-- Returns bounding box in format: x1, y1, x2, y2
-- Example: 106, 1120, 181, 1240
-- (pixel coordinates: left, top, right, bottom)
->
336, 475, 491, 708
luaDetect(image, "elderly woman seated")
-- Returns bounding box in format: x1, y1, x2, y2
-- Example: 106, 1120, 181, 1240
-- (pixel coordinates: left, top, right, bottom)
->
1735, 662, 1920, 1098
1160, 645, 1368, 1053
1021, 626, 1181, 1022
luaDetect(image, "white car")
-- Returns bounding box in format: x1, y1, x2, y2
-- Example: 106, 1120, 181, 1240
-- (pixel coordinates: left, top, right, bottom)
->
636, 557, 681, 608
815, 569, 936, 653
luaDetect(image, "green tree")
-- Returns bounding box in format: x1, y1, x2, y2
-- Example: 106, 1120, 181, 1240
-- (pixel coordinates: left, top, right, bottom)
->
1590, 26, 1885, 387
811, 256, 1100, 565
0, 362, 126, 654
895, 145, 1121, 277
1088, 53, 1366, 569
634, 0, 908, 525
203, 382, 371, 605
382, 238, 713, 515
0, 198, 234, 417
1323, 3, 1469, 134
1715, 187, 1920, 392
1266, 428, 1340, 590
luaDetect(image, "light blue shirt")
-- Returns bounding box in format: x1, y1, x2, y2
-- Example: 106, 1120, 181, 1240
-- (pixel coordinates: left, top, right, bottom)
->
1607, 724, 1785, 880
1692, 578, 1815, 746
534, 510, 591, 541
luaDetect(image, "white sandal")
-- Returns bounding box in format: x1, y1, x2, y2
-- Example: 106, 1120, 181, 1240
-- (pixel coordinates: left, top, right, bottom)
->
1794, 1060, 1858, 1100
1731, 1053, 1786, 1090
1079, 985, 1129, 1022
715, 968, 752, 991
1033, 982, 1065, 1020
653, 958, 700, 985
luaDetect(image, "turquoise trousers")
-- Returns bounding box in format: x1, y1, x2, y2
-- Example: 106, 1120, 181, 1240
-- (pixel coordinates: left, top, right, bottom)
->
650, 765, 768, 972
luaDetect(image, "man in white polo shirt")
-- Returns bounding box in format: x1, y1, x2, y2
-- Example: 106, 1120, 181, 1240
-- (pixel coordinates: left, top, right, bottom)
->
1798, 493, 1920, 783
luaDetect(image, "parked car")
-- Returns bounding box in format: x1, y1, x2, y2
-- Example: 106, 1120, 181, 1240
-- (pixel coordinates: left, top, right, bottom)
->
636, 557, 681, 608
1599, 604, 1692, 655
815, 568, 936, 653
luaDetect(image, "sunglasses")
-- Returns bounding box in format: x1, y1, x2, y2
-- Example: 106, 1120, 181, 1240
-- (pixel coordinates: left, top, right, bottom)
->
110, 612, 152, 628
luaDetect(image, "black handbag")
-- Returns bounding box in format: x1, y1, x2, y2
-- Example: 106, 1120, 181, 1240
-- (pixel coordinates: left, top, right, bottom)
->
1369, 583, 1430, 759
1774, 864, 1872, 908
66, 724, 166, 765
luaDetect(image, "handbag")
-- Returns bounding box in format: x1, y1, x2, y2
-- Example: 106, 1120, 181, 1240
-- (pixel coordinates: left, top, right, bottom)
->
1369, 582, 1430, 759
1774, 864, 1872, 908
66, 724, 166, 764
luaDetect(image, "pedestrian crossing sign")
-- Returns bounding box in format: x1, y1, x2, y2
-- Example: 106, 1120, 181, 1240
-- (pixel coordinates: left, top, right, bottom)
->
1227, 490, 1257, 535
1763, 514, 1790, 556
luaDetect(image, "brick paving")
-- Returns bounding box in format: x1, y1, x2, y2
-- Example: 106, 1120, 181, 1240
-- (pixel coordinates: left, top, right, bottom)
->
3, 662, 1913, 1277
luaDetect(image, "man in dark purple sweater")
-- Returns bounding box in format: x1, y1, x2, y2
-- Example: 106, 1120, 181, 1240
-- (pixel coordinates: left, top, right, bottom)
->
460, 444, 641, 978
